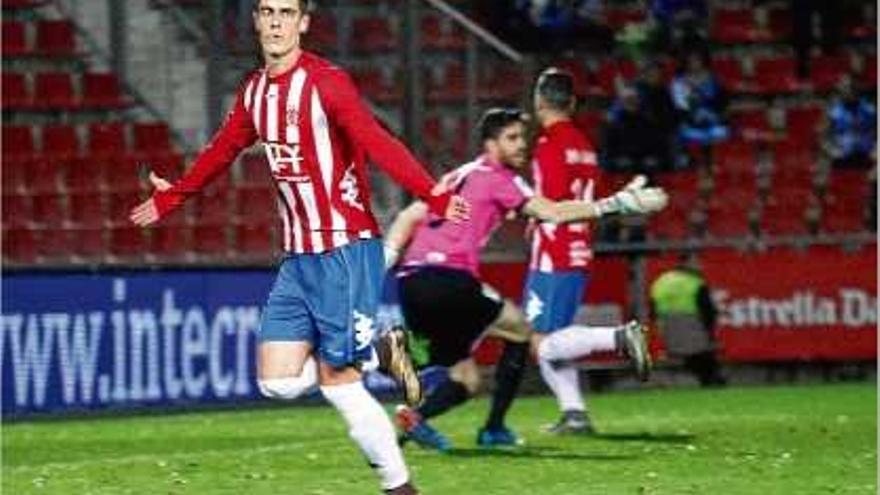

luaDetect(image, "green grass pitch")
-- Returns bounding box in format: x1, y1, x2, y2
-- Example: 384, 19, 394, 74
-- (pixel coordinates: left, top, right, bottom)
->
3, 383, 876, 495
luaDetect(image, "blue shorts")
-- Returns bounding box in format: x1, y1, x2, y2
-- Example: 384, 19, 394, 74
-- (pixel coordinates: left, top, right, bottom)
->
259, 239, 383, 368
522, 270, 590, 333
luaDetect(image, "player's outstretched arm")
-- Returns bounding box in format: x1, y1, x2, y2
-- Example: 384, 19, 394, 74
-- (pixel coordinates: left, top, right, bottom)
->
129, 172, 172, 227
521, 175, 668, 224
383, 201, 429, 268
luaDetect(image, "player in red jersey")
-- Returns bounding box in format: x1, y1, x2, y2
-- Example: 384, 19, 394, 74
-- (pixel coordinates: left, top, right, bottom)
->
525, 68, 650, 435
129, 1, 467, 493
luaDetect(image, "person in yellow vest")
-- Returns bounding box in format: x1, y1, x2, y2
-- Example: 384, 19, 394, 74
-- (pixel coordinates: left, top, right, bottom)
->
649, 252, 727, 387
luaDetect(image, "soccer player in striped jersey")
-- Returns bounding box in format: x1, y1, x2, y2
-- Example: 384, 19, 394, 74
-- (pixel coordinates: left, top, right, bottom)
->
129, 1, 468, 493
525, 68, 650, 435
382, 108, 666, 450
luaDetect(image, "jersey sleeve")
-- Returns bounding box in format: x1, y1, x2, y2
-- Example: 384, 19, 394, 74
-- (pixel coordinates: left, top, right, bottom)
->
492, 174, 534, 211
153, 84, 258, 217
316, 68, 450, 215
534, 139, 569, 201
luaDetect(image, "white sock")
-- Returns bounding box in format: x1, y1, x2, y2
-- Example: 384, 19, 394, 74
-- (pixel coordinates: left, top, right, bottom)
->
538, 325, 618, 362
320, 381, 409, 490
538, 358, 585, 412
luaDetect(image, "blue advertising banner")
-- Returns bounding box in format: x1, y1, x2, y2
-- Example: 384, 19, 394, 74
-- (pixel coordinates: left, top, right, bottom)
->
2, 270, 274, 417
2, 270, 444, 418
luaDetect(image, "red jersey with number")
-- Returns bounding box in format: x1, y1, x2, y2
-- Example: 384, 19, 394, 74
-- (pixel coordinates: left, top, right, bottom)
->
154, 51, 442, 254
528, 120, 602, 272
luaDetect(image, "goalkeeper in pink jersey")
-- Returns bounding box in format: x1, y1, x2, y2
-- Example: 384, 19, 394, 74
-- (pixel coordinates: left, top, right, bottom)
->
382, 108, 666, 450
129, 1, 469, 493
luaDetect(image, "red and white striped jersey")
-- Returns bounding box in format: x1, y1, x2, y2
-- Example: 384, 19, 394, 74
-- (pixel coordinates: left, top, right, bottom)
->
153, 51, 445, 254
528, 120, 602, 272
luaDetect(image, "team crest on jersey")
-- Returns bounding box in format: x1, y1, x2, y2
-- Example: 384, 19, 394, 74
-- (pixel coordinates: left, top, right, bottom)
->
525, 291, 544, 323
340, 166, 365, 210
264, 142, 307, 182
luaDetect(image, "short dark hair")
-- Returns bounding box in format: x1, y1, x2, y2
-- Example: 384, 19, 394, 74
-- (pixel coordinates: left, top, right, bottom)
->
254, 0, 312, 13
535, 67, 575, 111
478, 107, 526, 141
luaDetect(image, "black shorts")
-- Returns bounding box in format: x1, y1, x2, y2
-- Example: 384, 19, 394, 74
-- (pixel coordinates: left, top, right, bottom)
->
398, 266, 504, 366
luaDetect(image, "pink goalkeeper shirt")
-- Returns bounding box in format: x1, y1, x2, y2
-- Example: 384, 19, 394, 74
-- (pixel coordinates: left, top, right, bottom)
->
402, 155, 534, 276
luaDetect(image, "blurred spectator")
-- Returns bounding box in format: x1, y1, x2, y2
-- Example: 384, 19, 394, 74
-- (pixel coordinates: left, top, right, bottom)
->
649, 0, 708, 57
791, 0, 842, 79
602, 84, 671, 173
489, 1, 613, 53
636, 60, 679, 144
822, 76, 876, 169
671, 51, 729, 148
650, 253, 726, 387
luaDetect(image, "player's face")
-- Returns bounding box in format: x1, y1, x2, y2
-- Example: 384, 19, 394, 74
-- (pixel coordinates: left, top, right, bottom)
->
253, 0, 309, 60
493, 122, 528, 169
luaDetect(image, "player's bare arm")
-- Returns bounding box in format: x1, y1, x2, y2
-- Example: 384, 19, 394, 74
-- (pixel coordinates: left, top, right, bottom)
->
384, 201, 429, 267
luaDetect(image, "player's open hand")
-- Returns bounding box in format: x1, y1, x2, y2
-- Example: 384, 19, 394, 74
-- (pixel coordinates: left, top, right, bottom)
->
444, 194, 470, 223
129, 172, 171, 227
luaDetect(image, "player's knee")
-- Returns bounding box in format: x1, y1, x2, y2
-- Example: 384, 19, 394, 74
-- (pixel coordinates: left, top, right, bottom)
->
258, 376, 316, 400
536, 337, 555, 361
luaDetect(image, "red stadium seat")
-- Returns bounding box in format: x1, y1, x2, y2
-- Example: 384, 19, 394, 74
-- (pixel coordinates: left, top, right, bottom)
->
2, 159, 28, 194
711, 8, 757, 43
421, 14, 466, 50
2, 228, 36, 263
109, 226, 146, 257
820, 197, 866, 233
68, 193, 104, 227
35, 19, 75, 56
729, 108, 773, 142
24, 158, 62, 194
42, 124, 80, 160
754, 57, 802, 94
714, 140, 757, 172
785, 105, 824, 145
351, 66, 402, 104
825, 169, 868, 203
3, 72, 31, 109
351, 17, 396, 52
766, 6, 792, 39
771, 140, 818, 192
234, 186, 275, 220
34, 72, 76, 110
2, 20, 27, 56
88, 122, 127, 158
30, 191, 65, 226
234, 222, 273, 255
238, 153, 272, 186
2, 125, 36, 163
2, 193, 30, 227
426, 61, 465, 102
193, 224, 228, 254
195, 189, 231, 223
82, 72, 127, 108
710, 57, 749, 93
150, 225, 190, 257
132, 122, 172, 156
60, 158, 101, 193
479, 62, 525, 100
70, 228, 105, 258
655, 170, 700, 197
810, 55, 852, 92
304, 10, 337, 51
705, 199, 753, 238
760, 191, 813, 236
